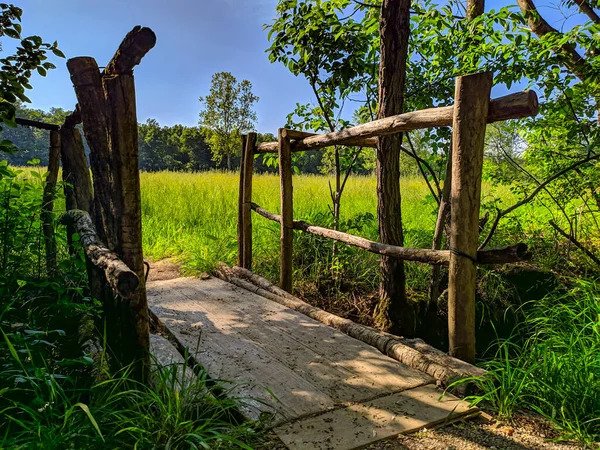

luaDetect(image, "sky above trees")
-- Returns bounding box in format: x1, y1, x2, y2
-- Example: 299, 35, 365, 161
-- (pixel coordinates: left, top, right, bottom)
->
6, 0, 576, 133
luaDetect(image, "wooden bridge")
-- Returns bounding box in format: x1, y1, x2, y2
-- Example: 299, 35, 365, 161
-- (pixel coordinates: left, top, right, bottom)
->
23, 22, 540, 450
147, 273, 478, 450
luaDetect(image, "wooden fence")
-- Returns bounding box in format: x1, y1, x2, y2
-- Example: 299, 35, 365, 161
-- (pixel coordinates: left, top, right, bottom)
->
16, 27, 154, 381
238, 73, 539, 361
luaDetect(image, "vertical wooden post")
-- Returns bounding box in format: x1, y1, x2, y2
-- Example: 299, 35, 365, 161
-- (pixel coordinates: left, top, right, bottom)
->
448, 72, 492, 362
67, 57, 114, 246
278, 128, 293, 292
60, 111, 94, 215
42, 130, 61, 276
242, 132, 257, 269
66, 26, 156, 382
238, 134, 248, 267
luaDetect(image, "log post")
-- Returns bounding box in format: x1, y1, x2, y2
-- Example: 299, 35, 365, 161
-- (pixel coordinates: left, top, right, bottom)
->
41, 130, 61, 276
278, 128, 293, 292
101, 26, 156, 382
66, 26, 156, 381
238, 134, 247, 267
67, 57, 114, 246
448, 72, 492, 362
242, 132, 257, 269
60, 109, 93, 215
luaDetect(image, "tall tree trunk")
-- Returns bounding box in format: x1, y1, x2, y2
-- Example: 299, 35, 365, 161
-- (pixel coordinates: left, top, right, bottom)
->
374, 0, 415, 336
227, 153, 232, 171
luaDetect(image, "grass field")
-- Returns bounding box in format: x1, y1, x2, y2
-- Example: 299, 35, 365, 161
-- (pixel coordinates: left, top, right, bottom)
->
139, 170, 554, 286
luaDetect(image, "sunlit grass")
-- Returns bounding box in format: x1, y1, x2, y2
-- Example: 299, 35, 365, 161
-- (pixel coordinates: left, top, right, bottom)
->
139, 170, 552, 276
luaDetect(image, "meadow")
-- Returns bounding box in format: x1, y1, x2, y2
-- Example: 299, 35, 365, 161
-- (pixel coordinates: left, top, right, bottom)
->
140, 171, 554, 284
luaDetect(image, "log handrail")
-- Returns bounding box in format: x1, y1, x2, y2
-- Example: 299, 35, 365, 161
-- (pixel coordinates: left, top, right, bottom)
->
15, 117, 60, 131
59, 210, 140, 298
255, 91, 538, 153
251, 202, 531, 265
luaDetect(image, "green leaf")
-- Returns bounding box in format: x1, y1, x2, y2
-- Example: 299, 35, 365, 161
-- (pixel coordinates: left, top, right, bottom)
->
75, 403, 104, 440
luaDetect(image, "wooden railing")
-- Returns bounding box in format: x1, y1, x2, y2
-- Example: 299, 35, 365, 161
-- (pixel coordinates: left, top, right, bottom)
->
16, 26, 154, 381
238, 74, 539, 361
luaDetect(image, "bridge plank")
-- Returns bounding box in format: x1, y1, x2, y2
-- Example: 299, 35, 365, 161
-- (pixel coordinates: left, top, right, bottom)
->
148, 276, 478, 448
167, 277, 431, 395
274, 384, 476, 450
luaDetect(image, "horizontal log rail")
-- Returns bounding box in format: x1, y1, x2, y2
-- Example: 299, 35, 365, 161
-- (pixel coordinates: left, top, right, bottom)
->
16, 117, 60, 131
256, 91, 538, 154
251, 203, 531, 265
60, 210, 140, 298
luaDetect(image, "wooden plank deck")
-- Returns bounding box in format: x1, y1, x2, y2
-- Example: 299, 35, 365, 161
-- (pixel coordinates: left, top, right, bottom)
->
147, 276, 477, 449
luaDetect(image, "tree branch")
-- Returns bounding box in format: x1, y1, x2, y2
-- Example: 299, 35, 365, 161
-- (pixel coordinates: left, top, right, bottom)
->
479, 152, 600, 249
573, 0, 600, 25
549, 220, 600, 266
516, 0, 597, 84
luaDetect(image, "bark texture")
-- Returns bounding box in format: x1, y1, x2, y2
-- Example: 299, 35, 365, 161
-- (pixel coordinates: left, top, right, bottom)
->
242, 133, 256, 269
252, 203, 531, 265
278, 128, 294, 292
66, 27, 156, 381
448, 72, 493, 363
60, 210, 139, 298
237, 134, 248, 267
375, 0, 413, 335
255, 91, 538, 153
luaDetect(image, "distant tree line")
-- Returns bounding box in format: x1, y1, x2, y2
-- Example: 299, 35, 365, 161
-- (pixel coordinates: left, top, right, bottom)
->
0, 104, 331, 173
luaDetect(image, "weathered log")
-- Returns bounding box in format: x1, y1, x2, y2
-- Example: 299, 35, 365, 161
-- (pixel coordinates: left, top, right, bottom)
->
448, 72, 493, 363
15, 117, 60, 131
237, 134, 247, 267
242, 133, 256, 270
279, 129, 293, 292
104, 26, 157, 75
60, 210, 139, 298
67, 56, 114, 246
103, 31, 151, 381
59, 119, 93, 215
252, 203, 531, 266
41, 130, 61, 275
216, 264, 486, 387
255, 91, 538, 153
256, 133, 377, 153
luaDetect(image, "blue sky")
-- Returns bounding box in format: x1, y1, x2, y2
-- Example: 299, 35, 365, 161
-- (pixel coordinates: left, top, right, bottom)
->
9, 0, 315, 132
7, 0, 577, 133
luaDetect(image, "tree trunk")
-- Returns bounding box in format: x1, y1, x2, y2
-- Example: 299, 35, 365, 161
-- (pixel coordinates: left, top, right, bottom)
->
103, 69, 150, 382
374, 0, 414, 336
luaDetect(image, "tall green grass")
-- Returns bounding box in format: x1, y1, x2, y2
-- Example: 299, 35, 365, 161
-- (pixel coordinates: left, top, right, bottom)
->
1, 165, 259, 449
456, 279, 600, 445
139, 170, 566, 304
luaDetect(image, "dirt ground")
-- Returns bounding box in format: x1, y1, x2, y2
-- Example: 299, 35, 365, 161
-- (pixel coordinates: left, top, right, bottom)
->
145, 258, 183, 282
259, 413, 583, 450
146, 261, 585, 450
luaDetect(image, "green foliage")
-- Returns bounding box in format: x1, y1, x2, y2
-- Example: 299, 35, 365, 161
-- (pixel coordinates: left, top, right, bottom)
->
0, 168, 259, 448
138, 119, 214, 172
455, 279, 600, 445
0, 4, 63, 152
199, 72, 259, 170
